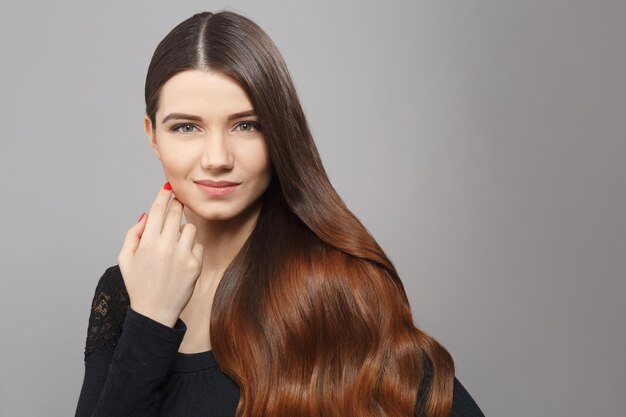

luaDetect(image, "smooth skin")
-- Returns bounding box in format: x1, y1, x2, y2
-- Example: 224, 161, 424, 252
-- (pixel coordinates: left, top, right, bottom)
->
117, 69, 273, 352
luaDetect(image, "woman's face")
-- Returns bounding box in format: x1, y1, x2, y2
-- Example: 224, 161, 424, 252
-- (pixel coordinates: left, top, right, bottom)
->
144, 69, 272, 222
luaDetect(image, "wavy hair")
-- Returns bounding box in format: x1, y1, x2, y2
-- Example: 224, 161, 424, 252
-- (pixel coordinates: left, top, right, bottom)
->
144, 10, 454, 417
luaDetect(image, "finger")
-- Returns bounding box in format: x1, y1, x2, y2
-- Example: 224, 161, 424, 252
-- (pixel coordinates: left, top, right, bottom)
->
119, 213, 147, 260
177, 222, 198, 252
162, 197, 184, 241
192, 242, 204, 264
143, 181, 174, 238
137, 212, 148, 237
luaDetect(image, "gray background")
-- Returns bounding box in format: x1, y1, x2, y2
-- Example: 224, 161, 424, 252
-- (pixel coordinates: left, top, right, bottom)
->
0, 1, 624, 416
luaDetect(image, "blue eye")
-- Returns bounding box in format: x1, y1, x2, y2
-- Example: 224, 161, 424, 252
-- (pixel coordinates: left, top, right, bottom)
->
170, 123, 199, 133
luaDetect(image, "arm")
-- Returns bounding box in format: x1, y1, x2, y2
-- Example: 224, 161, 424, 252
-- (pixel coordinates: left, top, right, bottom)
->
74, 349, 115, 417
74, 267, 124, 416
74, 267, 187, 417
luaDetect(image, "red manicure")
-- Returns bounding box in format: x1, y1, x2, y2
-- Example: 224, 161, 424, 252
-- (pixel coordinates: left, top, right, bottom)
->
137, 212, 146, 223
163, 181, 172, 190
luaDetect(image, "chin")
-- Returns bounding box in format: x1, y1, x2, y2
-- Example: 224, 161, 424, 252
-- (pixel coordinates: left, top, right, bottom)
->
198, 209, 242, 222
197, 202, 257, 223
184, 191, 265, 223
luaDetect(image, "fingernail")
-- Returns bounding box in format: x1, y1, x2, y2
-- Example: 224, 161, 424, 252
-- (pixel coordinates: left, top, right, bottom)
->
163, 181, 172, 190
137, 212, 146, 223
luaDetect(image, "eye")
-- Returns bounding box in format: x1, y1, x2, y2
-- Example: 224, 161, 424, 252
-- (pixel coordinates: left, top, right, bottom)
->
234, 121, 261, 133
170, 123, 200, 134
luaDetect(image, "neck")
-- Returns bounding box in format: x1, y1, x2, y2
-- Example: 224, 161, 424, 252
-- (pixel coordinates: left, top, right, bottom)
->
183, 199, 261, 288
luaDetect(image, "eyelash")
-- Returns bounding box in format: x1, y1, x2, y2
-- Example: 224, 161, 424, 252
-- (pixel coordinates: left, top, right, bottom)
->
169, 121, 261, 134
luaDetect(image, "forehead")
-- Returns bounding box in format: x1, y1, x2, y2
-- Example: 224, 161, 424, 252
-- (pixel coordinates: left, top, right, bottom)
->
158, 69, 253, 117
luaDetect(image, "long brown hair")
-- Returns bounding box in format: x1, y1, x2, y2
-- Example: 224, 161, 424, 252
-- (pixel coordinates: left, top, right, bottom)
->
145, 10, 454, 417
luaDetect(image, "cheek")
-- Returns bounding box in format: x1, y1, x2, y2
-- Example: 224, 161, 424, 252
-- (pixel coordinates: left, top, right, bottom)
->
160, 146, 194, 172
241, 142, 272, 177
160, 158, 186, 176
255, 154, 273, 183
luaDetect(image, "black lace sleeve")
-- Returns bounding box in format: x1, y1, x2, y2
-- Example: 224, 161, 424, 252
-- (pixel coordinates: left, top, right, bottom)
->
76, 265, 187, 417
84, 265, 130, 357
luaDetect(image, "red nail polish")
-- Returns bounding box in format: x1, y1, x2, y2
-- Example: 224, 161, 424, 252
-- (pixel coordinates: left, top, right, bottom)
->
163, 181, 172, 190
137, 212, 146, 223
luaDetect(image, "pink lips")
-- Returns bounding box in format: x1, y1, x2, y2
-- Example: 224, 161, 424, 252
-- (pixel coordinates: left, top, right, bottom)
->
194, 180, 240, 197
194, 179, 240, 187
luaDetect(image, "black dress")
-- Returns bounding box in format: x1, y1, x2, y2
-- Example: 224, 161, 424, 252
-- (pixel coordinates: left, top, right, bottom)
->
74, 265, 485, 417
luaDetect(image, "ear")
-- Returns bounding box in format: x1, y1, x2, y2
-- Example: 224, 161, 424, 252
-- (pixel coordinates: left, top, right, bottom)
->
144, 114, 161, 161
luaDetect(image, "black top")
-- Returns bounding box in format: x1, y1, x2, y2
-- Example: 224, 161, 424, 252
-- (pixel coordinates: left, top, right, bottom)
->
74, 265, 485, 417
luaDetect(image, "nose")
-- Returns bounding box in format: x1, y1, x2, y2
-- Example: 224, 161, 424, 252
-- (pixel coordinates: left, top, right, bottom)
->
200, 132, 233, 171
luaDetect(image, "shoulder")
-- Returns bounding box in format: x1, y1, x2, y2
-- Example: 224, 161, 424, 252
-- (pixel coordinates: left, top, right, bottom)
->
84, 264, 130, 356
93, 264, 127, 301
416, 358, 485, 417
91, 264, 129, 319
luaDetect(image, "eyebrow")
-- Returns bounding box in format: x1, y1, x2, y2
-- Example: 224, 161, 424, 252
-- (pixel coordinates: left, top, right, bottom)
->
161, 110, 257, 124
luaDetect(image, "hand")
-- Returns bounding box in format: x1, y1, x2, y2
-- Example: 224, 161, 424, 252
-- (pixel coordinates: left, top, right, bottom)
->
117, 182, 204, 327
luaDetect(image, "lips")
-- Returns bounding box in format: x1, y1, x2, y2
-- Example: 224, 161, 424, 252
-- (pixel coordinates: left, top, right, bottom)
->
194, 179, 241, 187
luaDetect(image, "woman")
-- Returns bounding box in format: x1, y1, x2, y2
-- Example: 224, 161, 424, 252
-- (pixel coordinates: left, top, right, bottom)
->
75, 10, 484, 417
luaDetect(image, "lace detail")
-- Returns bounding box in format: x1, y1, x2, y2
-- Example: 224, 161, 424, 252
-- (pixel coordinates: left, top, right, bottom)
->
84, 265, 130, 357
